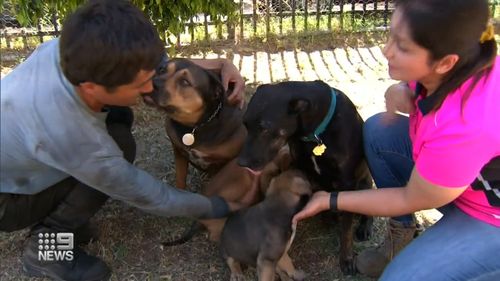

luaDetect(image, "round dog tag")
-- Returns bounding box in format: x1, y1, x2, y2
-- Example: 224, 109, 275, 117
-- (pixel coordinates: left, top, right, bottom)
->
182, 133, 195, 146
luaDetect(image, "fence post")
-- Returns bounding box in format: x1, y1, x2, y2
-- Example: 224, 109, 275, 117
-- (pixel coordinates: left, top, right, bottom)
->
279, 0, 283, 35
265, 0, 270, 40
5, 31, 11, 49
384, 0, 389, 28
304, 0, 309, 32
316, 0, 321, 30
350, 0, 355, 29
239, 0, 244, 42
252, 0, 257, 36
51, 13, 59, 34
327, 0, 333, 30
362, 0, 367, 25
228, 22, 235, 41
204, 13, 210, 42
340, 0, 344, 31
22, 30, 28, 49
37, 22, 44, 43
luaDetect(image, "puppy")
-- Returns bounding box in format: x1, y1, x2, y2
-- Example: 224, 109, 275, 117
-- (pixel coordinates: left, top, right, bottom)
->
238, 80, 374, 274
145, 58, 247, 189
163, 145, 292, 245
220, 170, 310, 281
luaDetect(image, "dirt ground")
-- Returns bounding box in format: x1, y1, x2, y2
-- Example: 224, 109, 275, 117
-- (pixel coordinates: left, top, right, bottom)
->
0, 37, 442, 281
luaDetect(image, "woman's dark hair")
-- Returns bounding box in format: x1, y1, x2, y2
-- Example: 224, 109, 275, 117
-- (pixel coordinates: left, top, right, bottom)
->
59, 0, 164, 90
396, 0, 497, 110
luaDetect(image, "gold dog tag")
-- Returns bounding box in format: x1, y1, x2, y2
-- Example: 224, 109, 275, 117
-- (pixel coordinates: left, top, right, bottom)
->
182, 133, 195, 146
312, 144, 326, 156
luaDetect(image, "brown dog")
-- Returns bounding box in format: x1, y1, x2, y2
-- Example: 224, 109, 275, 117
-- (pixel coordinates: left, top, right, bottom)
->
145, 58, 247, 189
200, 145, 292, 242
163, 145, 292, 245
220, 170, 311, 281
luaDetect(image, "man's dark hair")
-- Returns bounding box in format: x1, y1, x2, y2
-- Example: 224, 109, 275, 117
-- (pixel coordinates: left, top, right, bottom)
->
59, 0, 164, 90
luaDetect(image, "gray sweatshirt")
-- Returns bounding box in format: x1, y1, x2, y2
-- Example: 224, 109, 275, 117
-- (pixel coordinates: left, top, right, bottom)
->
0, 39, 225, 219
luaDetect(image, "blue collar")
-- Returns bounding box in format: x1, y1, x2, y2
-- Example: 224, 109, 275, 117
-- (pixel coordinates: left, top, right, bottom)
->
301, 88, 337, 143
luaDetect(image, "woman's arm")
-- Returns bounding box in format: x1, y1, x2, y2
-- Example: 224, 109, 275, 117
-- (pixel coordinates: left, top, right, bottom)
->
293, 167, 467, 223
189, 58, 245, 108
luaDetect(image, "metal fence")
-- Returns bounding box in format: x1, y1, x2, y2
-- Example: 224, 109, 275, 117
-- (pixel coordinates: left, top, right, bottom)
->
1, 0, 396, 49
1, 0, 498, 50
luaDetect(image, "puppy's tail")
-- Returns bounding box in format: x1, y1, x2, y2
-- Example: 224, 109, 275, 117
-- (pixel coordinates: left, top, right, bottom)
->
161, 221, 204, 246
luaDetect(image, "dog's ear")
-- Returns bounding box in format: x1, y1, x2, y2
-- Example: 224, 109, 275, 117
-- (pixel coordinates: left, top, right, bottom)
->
288, 99, 310, 114
204, 69, 226, 101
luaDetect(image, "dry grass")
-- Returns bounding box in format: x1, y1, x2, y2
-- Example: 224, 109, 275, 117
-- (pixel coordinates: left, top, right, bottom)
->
0, 34, 440, 281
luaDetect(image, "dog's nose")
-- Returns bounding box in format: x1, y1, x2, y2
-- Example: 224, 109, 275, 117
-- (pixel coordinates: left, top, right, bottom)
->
237, 157, 250, 168
237, 157, 263, 171
244, 167, 262, 176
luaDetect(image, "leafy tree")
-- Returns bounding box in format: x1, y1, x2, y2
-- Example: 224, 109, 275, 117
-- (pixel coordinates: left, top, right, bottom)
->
1, 0, 237, 43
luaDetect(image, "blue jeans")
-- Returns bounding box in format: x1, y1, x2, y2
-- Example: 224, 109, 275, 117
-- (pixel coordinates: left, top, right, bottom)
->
363, 112, 414, 223
364, 113, 500, 281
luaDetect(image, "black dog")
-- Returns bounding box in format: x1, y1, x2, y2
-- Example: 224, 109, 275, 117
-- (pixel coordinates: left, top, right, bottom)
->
238, 80, 373, 275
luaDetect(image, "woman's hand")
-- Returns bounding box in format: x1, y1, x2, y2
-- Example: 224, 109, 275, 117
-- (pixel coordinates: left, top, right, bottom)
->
384, 82, 416, 123
220, 60, 245, 109
292, 191, 331, 224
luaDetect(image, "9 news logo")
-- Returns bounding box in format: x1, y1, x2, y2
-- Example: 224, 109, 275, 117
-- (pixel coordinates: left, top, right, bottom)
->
37, 232, 74, 261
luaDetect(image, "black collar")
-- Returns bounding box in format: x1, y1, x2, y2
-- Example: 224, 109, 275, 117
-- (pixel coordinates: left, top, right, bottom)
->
415, 83, 440, 116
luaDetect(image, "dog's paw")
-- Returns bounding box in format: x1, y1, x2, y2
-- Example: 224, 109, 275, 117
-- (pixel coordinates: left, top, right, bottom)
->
291, 269, 306, 281
230, 273, 246, 281
355, 224, 373, 241
355, 216, 374, 242
340, 257, 356, 276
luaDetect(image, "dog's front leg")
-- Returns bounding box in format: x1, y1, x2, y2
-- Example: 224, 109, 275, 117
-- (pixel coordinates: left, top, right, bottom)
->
276, 252, 305, 281
339, 211, 356, 275
200, 218, 226, 242
173, 146, 189, 189
257, 255, 278, 281
226, 257, 245, 281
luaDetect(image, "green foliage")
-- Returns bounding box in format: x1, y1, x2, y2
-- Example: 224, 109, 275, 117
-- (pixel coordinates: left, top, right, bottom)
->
4, 0, 237, 42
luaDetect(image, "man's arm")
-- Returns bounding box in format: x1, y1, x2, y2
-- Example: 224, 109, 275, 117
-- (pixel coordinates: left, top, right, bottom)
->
35, 123, 227, 219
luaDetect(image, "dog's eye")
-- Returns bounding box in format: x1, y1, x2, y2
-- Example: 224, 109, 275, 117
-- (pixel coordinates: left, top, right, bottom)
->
179, 79, 191, 87
164, 105, 177, 114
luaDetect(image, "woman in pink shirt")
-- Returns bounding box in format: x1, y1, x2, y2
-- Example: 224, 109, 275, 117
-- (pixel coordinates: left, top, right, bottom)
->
293, 0, 500, 280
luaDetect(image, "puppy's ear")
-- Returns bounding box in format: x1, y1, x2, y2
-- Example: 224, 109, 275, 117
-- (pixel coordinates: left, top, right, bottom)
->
265, 177, 278, 197
275, 145, 292, 172
288, 99, 310, 114
290, 177, 312, 197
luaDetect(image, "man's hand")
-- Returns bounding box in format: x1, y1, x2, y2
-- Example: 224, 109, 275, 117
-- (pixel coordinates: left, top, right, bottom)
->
220, 60, 245, 109
383, 82, 416, 123
292, 191, 331, 224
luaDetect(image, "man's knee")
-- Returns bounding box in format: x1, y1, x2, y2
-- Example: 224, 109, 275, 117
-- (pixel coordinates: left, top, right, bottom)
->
0, 178, 76, 232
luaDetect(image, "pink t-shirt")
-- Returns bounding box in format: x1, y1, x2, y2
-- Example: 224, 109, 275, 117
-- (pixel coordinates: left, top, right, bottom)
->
409, 56, 500, 227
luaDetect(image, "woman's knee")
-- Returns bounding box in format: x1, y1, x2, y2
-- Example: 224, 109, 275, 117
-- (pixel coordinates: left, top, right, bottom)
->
363, 112, 395, 141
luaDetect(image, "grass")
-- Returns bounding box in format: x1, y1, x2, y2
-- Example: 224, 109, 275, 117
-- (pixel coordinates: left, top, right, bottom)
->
0, 97, 386, 280
0, 29, 474, 281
